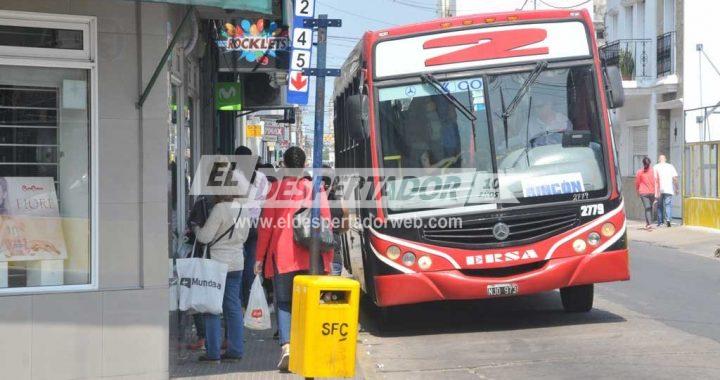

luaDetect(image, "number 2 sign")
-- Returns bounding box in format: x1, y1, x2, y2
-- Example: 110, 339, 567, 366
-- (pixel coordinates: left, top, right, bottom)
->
294, 0, 314, 17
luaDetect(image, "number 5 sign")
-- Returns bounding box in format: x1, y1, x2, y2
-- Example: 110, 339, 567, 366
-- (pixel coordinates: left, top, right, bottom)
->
287, 0, 316, 105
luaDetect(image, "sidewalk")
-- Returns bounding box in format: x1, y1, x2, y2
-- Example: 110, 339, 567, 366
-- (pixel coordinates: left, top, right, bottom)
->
626, 219, 720, 259
169, 313, 366, 379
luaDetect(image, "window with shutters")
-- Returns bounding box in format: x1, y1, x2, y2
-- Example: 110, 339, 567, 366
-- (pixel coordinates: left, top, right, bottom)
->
632, 125, 648, 173
0, 11, 96, 293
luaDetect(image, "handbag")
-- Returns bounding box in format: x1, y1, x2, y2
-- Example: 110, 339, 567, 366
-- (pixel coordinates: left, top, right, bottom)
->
243, 275, 272, 330
175, 244, 229, 315
293, 206, 335, 251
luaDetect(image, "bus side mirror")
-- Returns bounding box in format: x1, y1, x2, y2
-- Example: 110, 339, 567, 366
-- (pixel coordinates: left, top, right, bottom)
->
604, 66, 625, 109
347, 94, 369, 140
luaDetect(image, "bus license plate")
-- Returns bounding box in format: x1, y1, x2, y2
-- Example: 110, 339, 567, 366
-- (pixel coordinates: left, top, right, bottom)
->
487, 283, 518, 297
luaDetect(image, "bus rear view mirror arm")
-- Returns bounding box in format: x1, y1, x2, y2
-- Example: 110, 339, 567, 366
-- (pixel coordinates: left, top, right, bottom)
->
604, 66, 625, 109
347, 94, 370, 140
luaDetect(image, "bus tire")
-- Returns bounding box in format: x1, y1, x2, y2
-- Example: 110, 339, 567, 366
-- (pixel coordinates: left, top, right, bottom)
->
560, 284, 594, 312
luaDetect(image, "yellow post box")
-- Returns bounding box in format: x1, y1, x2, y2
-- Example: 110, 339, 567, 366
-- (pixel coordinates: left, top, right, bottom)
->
289, 275, 361, 378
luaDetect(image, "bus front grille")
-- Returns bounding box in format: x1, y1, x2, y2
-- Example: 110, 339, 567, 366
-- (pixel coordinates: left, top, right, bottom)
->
422, 210, 579, 248
460, 260, 548, 278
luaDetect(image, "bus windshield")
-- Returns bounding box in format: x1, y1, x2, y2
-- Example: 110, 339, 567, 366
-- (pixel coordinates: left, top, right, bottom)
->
377, 65, 607, 214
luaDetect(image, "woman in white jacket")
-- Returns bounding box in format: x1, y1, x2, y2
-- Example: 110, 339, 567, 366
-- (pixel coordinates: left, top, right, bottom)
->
194, 194, 249, 363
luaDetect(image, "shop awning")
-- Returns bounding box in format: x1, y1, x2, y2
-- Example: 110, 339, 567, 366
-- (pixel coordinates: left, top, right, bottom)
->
139, 0, 271, 14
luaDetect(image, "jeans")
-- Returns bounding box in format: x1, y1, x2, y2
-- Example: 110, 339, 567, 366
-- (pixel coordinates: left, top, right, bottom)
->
242, 234, 257, 308
205, 270, 244, 359
639, 194, 655, 225
273, 277, 292, 345
657, 194, 673, 225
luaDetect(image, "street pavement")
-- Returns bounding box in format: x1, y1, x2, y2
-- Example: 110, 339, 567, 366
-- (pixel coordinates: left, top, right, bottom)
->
171, 221, 720, 379
356, 221, 720, 379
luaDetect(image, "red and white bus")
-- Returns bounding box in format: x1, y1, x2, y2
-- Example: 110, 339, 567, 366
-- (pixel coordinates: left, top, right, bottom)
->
332, 10, 628, 312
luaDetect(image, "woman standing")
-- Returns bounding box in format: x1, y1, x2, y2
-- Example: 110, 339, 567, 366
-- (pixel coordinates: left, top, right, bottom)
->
635, 156, 658, 230
194, 193, 249, 363
255, 147, 333, 371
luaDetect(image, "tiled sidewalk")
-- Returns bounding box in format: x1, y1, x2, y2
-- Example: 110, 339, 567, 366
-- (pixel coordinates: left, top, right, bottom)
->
169, 312, 365, 379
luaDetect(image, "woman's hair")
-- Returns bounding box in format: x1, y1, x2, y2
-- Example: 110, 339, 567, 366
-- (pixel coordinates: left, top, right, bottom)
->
215, 194, 236, 203
283, 146, 306, 169
642, 156, 651, 171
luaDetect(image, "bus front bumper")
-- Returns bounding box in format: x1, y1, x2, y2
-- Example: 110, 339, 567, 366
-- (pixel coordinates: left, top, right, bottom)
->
374, 249, 629, 307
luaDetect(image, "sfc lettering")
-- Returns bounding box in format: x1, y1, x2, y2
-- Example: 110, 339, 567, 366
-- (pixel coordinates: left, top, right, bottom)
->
321, 322, 349, 341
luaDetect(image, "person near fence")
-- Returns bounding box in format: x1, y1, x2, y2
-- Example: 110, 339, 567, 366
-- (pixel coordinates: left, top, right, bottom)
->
654, 154, 679, 227
193, 193, 249, 363
255, 146, 334, 371
635, 156, 658, 230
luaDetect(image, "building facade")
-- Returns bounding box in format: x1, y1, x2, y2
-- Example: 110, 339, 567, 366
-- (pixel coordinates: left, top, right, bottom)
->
603, 0, 720, 228
0, 1, 294, 378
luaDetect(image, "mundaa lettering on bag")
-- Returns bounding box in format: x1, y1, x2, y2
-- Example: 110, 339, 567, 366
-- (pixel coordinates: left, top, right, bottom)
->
179, 277, 223, 290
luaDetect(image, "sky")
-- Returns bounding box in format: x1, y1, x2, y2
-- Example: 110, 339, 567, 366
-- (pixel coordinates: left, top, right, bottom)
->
299, 0, 440, 136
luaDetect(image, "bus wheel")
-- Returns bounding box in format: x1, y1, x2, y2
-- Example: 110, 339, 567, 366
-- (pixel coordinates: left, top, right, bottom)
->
560, 284, 594, 312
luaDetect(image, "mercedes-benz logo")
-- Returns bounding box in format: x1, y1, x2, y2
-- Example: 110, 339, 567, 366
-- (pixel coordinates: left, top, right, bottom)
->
492, 222, 510, 241
405, 86, 416, 97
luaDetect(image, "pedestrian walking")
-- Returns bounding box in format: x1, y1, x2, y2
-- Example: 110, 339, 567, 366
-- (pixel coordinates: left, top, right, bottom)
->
635, 157, 658, 230
654, 154, 679, 227
193, 193, 250, 363
233, 146, 269, 309
255, 146, 334, 372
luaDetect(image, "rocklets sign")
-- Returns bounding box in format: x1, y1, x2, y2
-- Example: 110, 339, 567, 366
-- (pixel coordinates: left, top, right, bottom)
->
217, 19, 289, 65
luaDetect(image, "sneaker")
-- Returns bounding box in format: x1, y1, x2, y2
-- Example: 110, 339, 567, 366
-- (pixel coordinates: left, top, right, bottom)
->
273, 330, 279, 340
277, 343, 290, 372
186, 338, 205, 351
666, 221, 671, 227
198, 355, 220, 364
221, 353, 242, 362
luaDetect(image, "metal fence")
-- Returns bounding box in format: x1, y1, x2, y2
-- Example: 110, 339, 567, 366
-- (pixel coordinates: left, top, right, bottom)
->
599, 39, 652, 80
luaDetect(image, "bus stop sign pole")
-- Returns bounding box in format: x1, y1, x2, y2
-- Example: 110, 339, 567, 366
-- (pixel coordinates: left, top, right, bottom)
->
303, 14, 341, 275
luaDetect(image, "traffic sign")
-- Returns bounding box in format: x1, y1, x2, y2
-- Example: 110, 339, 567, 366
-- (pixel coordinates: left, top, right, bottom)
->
287, 0, 316, 105
289, 70, 309, 92
246, 124, 262, 138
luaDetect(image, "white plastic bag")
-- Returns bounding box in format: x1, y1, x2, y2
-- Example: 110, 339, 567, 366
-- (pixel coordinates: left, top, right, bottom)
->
244, 275, 271, 330
175, 252, 228, 315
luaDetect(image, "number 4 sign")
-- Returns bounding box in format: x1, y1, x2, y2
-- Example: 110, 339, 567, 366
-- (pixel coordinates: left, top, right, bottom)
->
287, 0, 316, 105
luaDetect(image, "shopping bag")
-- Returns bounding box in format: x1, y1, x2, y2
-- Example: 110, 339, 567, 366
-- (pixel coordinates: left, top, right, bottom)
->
175, 252, 228, 315
244, 275, 271, 330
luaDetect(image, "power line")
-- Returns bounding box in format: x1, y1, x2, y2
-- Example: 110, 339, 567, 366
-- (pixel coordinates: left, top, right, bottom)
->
390, 0, 437, 12
537, 0, 592, 9
318, 1, 397, 27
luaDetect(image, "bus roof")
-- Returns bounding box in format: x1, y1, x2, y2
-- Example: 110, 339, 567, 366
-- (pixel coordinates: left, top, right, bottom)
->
333, 9, 593, 96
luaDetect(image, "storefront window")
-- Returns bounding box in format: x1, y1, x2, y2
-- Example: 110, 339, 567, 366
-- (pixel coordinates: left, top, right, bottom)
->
0, 65, 91, 289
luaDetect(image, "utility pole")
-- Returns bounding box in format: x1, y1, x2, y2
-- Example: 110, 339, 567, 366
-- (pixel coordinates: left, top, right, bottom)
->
303, 14, 341, 275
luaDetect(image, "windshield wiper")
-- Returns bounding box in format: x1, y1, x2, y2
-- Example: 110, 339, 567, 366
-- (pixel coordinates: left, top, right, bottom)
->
421, 73, 477, 122
502, 61, 548, 119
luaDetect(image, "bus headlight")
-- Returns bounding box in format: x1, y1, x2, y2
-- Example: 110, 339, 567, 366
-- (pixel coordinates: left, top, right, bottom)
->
386, 245, 401, 260
402, 252, 416, 267
587, 232, 601, 246
417, 255, 432, 270
601, 223, 616, 237
573, 238, 587, 253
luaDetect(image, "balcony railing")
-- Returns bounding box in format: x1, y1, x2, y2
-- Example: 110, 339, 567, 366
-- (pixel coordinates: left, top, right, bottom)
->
657, 31, 676, 77
599, 39, 652, 81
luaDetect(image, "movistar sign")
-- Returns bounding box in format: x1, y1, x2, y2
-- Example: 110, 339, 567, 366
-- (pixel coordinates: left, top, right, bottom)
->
138, 0, 271, 14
